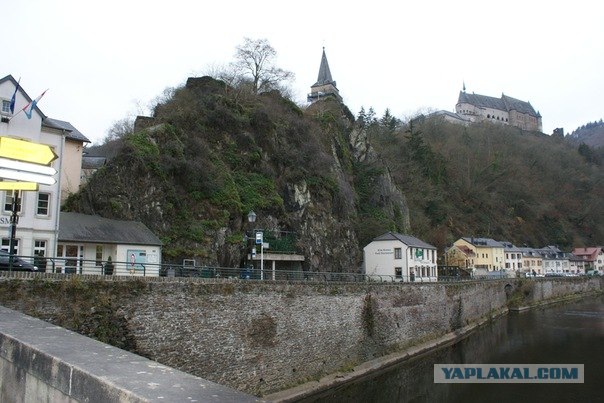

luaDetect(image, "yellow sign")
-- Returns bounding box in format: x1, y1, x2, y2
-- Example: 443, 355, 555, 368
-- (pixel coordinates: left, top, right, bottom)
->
0, 181, 39, 191
0, 137, 58, 166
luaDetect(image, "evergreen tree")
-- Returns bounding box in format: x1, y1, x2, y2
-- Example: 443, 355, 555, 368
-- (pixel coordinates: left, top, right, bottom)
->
380, 108, 397, 131
366, 107, 377, 126
357, 106, 367, 127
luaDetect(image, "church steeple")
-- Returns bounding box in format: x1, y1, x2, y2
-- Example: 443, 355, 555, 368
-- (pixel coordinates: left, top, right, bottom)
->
314, 47, 335, 87
308, 47, 342, 103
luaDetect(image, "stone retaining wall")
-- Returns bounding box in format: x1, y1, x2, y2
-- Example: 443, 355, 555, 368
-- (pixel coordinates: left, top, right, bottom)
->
0, 274, 601, 397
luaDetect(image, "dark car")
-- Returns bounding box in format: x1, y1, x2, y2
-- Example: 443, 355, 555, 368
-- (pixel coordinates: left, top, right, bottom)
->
0, 251, 38, 272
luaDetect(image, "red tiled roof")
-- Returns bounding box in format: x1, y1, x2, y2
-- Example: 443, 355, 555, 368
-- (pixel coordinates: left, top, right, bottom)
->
572, 247, 602, 262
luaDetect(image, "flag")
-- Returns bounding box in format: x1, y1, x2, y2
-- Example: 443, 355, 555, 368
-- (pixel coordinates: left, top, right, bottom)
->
9, 78, 20, 114
22, 89, 48, 119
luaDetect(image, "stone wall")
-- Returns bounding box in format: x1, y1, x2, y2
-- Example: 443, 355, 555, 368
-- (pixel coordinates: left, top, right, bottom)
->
0, 305, 258, 403
0, 274, 601, 397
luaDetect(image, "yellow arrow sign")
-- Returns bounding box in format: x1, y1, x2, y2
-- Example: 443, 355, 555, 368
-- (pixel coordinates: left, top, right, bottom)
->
0, 137, 58, 166
0, 182, 39, 191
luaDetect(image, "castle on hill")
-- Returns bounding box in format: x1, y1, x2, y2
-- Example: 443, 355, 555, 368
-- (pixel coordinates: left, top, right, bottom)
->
455, 89, 542, 132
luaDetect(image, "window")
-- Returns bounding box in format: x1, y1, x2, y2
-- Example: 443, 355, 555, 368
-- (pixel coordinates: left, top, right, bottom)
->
394, 248, 402, 259
36, 192, 50, 216
3, 191, 21, 213
1, 238, 19, 255
1, 100, 11, 114
395, 267, 402, 279
95, 245, 103, 267
34, 240, 47, 271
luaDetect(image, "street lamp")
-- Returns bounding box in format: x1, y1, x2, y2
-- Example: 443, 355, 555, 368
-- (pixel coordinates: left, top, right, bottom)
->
247, 211, 264, 280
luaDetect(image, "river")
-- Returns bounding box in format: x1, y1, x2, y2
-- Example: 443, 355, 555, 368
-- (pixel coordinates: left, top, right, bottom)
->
302, 295, 604, 403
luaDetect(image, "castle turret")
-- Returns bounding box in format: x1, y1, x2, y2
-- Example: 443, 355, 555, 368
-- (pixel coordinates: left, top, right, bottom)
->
307, 48, 342, 103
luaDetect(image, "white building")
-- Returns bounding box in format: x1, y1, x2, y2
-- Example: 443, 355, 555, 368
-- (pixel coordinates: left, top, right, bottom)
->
364, 232, 437, 282
57, 212, 162, 276
501, 241, 523, 272
0, 75, 89, 261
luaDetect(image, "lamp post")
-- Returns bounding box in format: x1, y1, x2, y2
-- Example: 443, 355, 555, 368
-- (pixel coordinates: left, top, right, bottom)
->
247, 210, 256, 224
247, 211, 264, 280
256, 230, 264, 280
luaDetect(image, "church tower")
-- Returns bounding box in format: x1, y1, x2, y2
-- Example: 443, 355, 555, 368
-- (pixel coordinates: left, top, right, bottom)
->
307, 48, 342, 103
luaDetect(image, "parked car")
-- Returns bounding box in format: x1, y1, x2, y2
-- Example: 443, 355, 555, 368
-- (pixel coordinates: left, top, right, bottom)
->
587, 270, 601, 276
0, 251, 38, 272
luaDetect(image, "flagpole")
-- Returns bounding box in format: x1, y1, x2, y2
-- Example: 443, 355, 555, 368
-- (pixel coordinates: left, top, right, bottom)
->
7, 109, 24, 122
8, 88, 48, 122
7, 77, 21, 122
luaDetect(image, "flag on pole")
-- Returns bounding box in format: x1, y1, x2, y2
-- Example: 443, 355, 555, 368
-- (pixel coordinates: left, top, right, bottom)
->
22, 89, 48, 119
9, 78, 20, 114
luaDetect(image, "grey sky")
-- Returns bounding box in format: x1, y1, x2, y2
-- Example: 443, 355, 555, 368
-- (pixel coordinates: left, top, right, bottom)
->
4, 0, 603, 145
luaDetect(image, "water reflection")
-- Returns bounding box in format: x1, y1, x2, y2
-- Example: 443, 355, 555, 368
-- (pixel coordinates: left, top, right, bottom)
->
303, 295, 604, 403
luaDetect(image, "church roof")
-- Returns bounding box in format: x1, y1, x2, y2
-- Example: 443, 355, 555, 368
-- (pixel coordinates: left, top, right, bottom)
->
457, 91, 539, 118
312, 48, 337, 88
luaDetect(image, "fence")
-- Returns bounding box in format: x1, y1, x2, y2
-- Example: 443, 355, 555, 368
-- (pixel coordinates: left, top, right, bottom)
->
0, 254, 521, 283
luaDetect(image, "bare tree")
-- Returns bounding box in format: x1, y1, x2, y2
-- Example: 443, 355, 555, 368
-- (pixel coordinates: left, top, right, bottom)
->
104, 116, 134, 144
232, 38, 294, 94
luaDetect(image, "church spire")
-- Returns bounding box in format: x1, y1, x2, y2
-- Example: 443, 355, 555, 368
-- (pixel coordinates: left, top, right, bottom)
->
308, 47, 342, 103
315, 47, 335, 87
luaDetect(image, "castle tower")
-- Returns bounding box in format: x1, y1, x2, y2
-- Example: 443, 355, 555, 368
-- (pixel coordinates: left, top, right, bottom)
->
307, 47, 342, 103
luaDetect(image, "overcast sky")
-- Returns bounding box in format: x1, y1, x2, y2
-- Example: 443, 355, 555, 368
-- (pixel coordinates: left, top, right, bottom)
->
4, 0, 603, 145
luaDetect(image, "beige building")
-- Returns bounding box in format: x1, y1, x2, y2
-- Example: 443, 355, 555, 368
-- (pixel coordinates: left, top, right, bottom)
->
518, 247, 543, 275
456, 90, 542, 132
453, 237, 505, 271
444, 244, 476, 268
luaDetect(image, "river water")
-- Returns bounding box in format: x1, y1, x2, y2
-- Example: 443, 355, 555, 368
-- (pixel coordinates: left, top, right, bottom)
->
303, 295, 604, 403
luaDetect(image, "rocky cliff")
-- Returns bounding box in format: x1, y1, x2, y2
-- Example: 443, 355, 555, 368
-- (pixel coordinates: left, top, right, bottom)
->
65, 77, 410, 271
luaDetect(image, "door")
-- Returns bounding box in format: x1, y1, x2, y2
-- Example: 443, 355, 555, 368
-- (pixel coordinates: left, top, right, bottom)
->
126, 249, 147, 274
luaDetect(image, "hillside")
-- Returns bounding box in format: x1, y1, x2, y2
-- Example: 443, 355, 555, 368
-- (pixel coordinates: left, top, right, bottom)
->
66, 77, 408, 270
67, 77, 604, 269
567, 120, 604, 149
372, 116, 604, 251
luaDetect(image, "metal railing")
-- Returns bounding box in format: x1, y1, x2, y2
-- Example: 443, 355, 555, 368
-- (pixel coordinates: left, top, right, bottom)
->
0, 255, 562, 283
